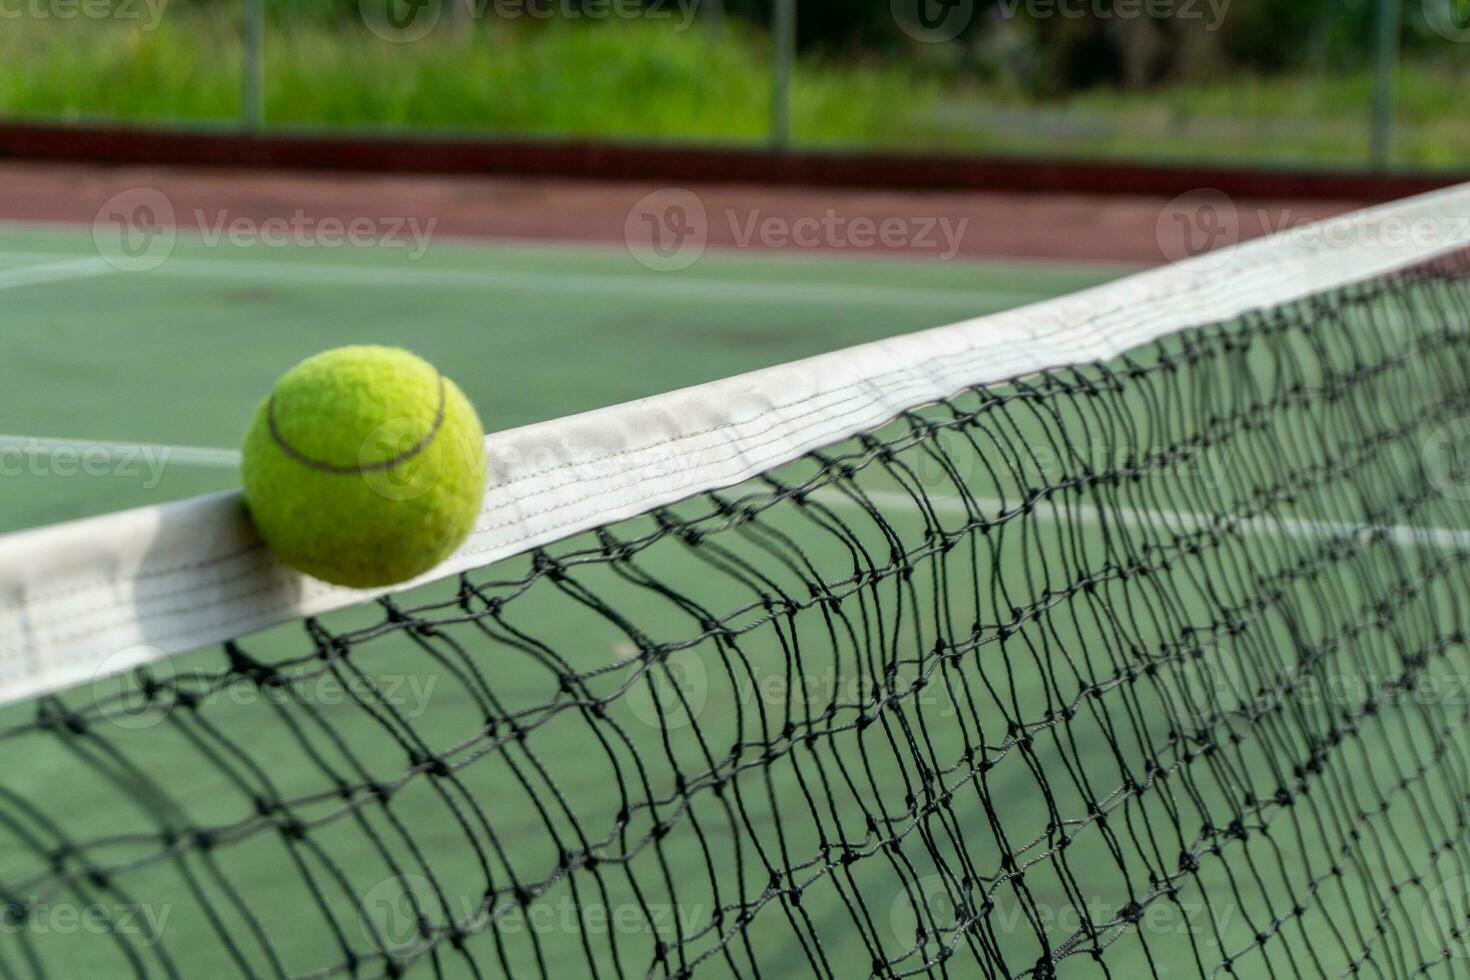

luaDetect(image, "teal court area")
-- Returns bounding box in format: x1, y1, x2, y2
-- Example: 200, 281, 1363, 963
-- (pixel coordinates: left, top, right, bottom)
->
5, 220, 1467, 978
0, 223, 1125, 535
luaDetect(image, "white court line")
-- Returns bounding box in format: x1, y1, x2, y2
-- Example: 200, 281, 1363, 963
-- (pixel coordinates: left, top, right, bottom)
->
0, 219, 1148, 273
142, 257, 1045, 308
815, 488, 1470, 553
0, 249, 1046, 308
0, 436, 241, 469
0, 257, 111, 291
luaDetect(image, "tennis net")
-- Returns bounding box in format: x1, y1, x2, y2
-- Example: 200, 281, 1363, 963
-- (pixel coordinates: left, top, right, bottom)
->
4, 188, 1470, 978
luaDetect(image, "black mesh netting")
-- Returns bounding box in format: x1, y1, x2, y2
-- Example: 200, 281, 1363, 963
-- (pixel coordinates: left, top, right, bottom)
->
5, 255, 1470, 979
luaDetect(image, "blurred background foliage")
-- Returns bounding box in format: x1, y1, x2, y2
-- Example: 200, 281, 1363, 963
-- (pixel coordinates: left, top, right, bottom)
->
1, 0, 1464, 168
211, 0, 1461, 89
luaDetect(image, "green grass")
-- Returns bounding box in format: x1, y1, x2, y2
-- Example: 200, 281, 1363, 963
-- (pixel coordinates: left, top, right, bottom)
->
0, 15, 921, 144
0, 13, 1465, 168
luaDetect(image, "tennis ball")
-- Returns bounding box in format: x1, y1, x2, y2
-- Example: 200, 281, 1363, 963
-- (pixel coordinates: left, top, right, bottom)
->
241, 346, 487, 589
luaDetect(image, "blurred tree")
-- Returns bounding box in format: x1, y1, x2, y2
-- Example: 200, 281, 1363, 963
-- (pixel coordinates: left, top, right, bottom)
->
1221, 1, 1360, 71
702, 0, 728, 35
1110, 15, 1168, 89
169, 0, 1453, 92
1170, 15, 1230, 82
1030, 14, 1119, 93
721, 0, 894, 50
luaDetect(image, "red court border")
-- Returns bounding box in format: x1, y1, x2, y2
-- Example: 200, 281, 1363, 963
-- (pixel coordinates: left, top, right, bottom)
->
0, 121, 1461, 202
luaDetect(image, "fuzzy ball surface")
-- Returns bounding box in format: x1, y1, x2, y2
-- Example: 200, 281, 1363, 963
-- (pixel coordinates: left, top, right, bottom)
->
241, 346, 487, 588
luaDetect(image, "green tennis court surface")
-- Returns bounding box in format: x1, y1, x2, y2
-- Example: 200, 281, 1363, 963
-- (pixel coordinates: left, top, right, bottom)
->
0, 229, 1139, 976
0, 224, 1125, 536
6, 222, 1470, 979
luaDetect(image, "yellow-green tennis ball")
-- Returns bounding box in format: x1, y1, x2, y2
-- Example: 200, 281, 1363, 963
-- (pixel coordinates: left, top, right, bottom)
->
241, 346, 487, 589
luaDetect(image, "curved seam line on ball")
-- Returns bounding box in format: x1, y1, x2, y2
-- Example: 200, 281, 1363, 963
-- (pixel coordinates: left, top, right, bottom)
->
267, 376, 447, 475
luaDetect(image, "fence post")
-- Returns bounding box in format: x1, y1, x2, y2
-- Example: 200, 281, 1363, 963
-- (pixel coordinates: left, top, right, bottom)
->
1370, 0, 1401, 171
771, 0, 795, 149
243, 0, 265, 133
